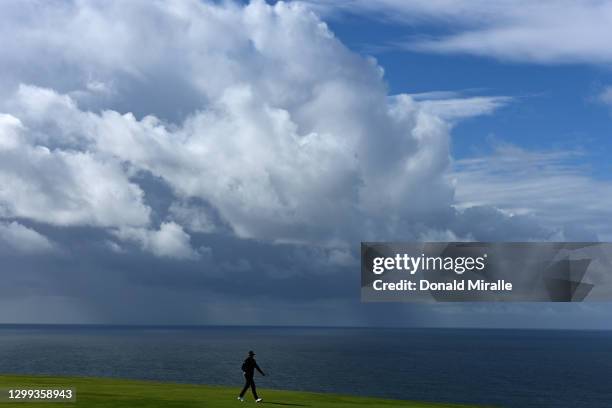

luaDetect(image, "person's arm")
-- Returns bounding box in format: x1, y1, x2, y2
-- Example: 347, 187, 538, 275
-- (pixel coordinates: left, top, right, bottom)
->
255, 361, 265, 376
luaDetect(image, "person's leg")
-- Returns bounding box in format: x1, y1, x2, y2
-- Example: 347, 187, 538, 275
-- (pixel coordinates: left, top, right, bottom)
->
251, 379, 259, 400
239, 376, 251, 398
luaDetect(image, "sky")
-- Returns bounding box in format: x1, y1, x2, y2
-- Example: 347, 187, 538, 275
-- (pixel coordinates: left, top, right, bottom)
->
1, 0, 612, 328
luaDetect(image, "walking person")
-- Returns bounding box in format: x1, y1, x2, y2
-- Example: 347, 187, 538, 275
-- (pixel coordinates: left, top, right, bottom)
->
238, 350, 266, 403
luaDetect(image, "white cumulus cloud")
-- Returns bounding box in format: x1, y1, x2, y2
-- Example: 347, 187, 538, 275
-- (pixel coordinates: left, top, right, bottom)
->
0, 0, 541, 257
113, 222, 203, 260
0, 0, 505, 247
0, 108, 151, 229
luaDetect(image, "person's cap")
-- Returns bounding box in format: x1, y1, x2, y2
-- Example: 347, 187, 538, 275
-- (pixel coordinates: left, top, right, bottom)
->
248, 350, 255, 356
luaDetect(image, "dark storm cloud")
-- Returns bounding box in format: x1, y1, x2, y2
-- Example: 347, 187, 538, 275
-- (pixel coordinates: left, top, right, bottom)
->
2, 218, 611, 328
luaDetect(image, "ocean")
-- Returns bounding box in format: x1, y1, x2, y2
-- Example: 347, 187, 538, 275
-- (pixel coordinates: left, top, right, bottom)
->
0, 326, 610, 407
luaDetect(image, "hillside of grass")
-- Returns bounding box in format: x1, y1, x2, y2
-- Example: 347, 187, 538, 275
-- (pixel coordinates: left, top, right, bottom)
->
0, 375, 484, 408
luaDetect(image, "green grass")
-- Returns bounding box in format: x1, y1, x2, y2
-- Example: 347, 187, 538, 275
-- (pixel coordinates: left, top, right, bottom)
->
0, 375, 483, 408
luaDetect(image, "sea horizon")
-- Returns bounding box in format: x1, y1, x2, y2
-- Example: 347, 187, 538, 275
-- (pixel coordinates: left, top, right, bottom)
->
0, 323, 610, 331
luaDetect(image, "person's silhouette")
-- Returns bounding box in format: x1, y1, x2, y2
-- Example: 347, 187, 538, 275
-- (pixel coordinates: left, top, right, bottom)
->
238, 350, 266, 403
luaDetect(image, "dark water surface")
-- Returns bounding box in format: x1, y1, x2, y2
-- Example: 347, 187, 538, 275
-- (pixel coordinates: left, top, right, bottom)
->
0, 326, 610, 407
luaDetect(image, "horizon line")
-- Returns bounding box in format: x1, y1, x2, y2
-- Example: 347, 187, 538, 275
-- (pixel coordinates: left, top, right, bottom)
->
0, 323, 610, 331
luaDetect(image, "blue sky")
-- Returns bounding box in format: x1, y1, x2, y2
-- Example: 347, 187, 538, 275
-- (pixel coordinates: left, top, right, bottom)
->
324, 9, 612, 178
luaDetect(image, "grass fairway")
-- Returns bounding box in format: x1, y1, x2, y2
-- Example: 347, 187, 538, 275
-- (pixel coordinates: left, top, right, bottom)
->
0, 375, 482, 408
